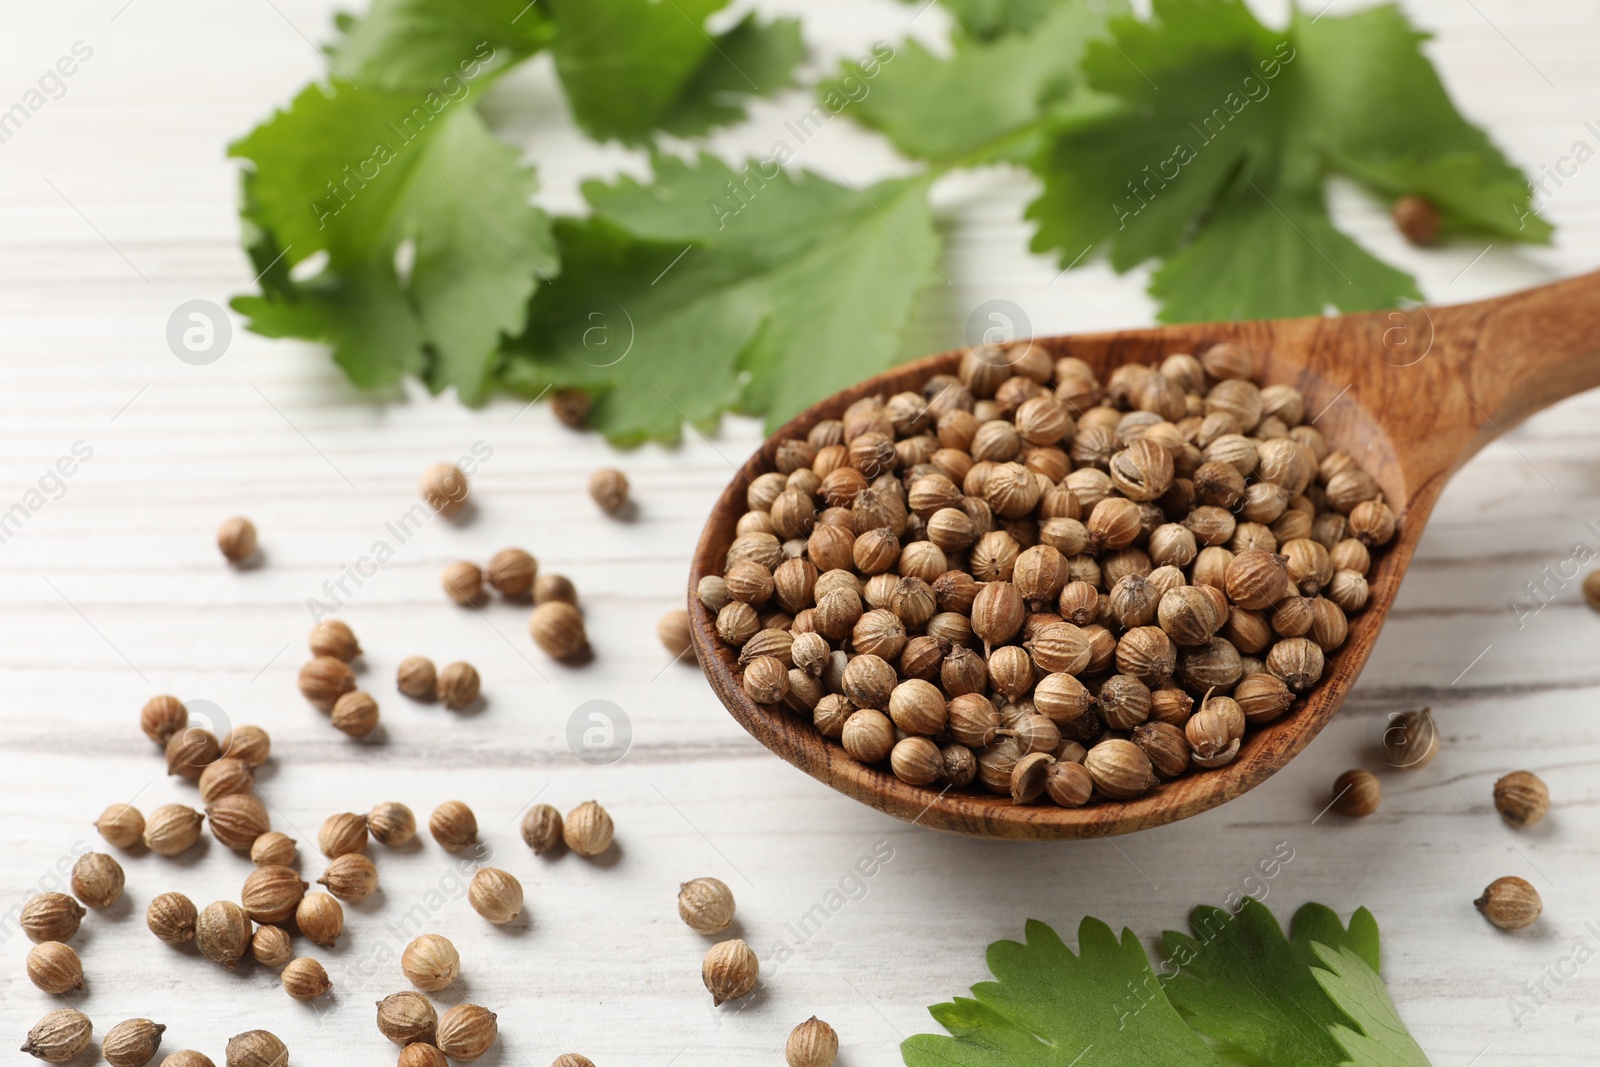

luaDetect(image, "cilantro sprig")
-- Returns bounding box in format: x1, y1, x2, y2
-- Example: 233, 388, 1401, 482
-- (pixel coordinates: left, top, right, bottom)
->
905, 899, 1432, 1066
231, 0, 1547, 443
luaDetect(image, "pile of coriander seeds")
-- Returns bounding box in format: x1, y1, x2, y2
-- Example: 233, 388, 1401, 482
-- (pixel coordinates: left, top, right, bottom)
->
701, 341, 1396, 807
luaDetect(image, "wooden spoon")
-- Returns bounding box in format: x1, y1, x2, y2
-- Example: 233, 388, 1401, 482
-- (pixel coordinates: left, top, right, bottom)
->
689, 271, 1600, 839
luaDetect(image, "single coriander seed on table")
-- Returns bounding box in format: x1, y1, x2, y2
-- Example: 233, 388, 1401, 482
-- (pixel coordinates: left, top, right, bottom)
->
223, 723, 272, 767
563, 800, 613, 857
298, 655, 356, 711
702, 938, 760, 1005
166, 726, 221, 779
71, 851, 124, 909
282, 957, 333, 1001
225, 1029, 288, 1067
430, 800, 478, 852
786, 1016, 839, 1067
402, 934, 461, 992
589, 467, 630, 514
143, 804, 204, 856
467, 867, 524, 924
251, 830, 297, 867
487, 547, 537, 597
678, 877, 735, 934
320, 811, 369, 857
296, 891, 345, 947
21, 893, 84, 944
420, 462, 470, 516
207, 793, 270, 851
520, 803, 563, 854
1381, 707, 1438, 769
1331, 769, 1381, 817
102, 1018, 166, 1067
530, 600, 588, 659
309, 618, 361, 660
140, 694, 188, 744
437, 661, 481, 710
331, 689, 381, 737
1476, 876, 1541, 929
196, 900, 250, 968
22, 1008, 93, 1063
534, 572, 578, 605
240, 864, 308, 923
216, 516, 257, 563
319, 853, 379, 903
1493, 770, 1549, 827
442, 561, 485, 605
377, 990, 438, 1045
26, 941, 84, 993
368, 801, 417, 846
399, 1044, 449, 1067
95, 803, 145, 848
147, 891, 198, 943
658, 608, 693, 658
251, 924, 292, 968
162, 1052, 217, 1067
398, 655, 437, 699
551, 1055, 596, 1067
436, 1004, 499, 1060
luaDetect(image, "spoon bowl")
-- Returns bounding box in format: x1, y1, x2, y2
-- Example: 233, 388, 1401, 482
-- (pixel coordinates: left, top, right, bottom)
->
689, 272, 1600, 838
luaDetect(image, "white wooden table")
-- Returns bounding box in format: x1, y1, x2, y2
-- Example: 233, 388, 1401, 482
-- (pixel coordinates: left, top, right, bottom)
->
2, 1, 1598, 1063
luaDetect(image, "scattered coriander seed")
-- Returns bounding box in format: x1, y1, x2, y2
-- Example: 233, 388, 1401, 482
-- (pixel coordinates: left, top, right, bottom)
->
299, 655, 356, 711
1476, 876, 1541, 930
1380, 708, 1438, 769
217, 516, 257, 563
437, 661, 481, 710
430, 801, 478, 852
399, 1045, 449, 1067
378, 991, 438, 1045
551, 388, 590, 428
161, 1053, 216, 1067
442, 561, 485, 605
786, 1016, 839, 1067
96, 803, 145, 848
196, 900, 251, 968
402, 934, 461, 992
26, 941, 84, 994
225, 1030, 288, 1067
22, 1008, 92, 1063
1331, 769, 1380, 817
241, 865, 308, 923
702, 938, 760, 1005
658, 609, 693, 659
1083, 740, 1156, 800
251, 925, 292, 968
199, 758, 254, 804
368, 801, 417, 847
207, 794, 270, 851
1584, 569, 1600, 611
563, 800, 613, 857
468, 868, 523, 924
251, 831, 297, 867
1391, 194, 1439, 246
589, 468, 630, 514
309, 618, 361, 661
320, 812, 369, 857
551, 1056, 595, 1067
141, 694, 189, 745
678, 877, 735, 934
436, 1004, 499, 1061
297, 892, 344, 947
398, 656, 437, 700
21, 893, 84, 944
103, 1019, 166, 1067
1493, 771, 1549, 828
222, 724, 272, 768
487, 548, 537, 598
534, 572, 578, 605
332, 690, 381, 737
530, 601, 588, 659
143, 804, 204, 856
421, 463, 470, 516
71, 851, 124, 908
166, 726, 222, 779
520, 803, 563, 855
283, 957, 333, 1001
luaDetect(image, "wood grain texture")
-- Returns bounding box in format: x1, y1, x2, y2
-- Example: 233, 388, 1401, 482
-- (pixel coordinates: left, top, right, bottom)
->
2, 0, 1599, 1063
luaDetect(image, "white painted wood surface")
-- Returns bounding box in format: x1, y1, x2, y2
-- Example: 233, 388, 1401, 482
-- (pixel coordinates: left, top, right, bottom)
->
2, 0, 1599, 1063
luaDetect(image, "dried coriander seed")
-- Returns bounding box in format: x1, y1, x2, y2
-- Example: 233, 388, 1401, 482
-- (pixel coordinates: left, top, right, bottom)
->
468, 868, 524, 924
487, 547, 537, 598
786, 1017, 839, 1067
399, 1045, 449, 1067
298, 655, 356, 711
678, 877, 735, 934
430, 801, 478, 852
535, 572, 579, 605
589, 467, 630, 514
196, 900, 250, 967
96, 803, 145, 848
1331, 769, 1380, 817
368, 801, 417, 847
703, 938, 760, 1005
320, 812, 369, 857
225, 1030, 288, 1067
520, 803, 563, 855
1381, 707, 1438, 769
21, 893, 84, 944
282, 957, 333, 1001
251, 925, 292, 968
402, 934, 461, 991
166, 727, 222, 779
141, 694, 189, 745
207, 794, 270, 851
420, 463, 470, 516
563, 800, 613, 857
217, 516, 257, 563
26, 941, 84, 993
319, 853, 379, 903
658, 609, 693, 659
144, 804, 204, 856
378, 991, 438, 1045
198, 758, 253, 804
1493, 771, 1549, 827
331, 689, 381, 737
161, 1052, 217, 1067
436, 1004, 498, 1061
397, 656, 437, 700
296, 892, 344, 947
530, 601, 589, 660
223, 723, 272, 768
22, 1008, 92, 1063
1391, 194, 1440, 246
1476, 876, 1541, 930
241, 865, 308, 923
551, 1056, 596, 1067
103, 1018, 166, 1067
309, 618, 361, 661
72, 851, 124, 909
251, 831, 297, 867
442, 561, 485, 605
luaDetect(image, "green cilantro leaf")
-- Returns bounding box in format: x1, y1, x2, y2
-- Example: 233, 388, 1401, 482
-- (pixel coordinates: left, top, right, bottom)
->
1312, 943, 1431, 1067
503, 154, 940, 445
1158, 899, 1385, 1067
325, 0, 554, 91
830, 0, 1129, 165
904, 0, 1065, 41
230, 81, 556, 399
901, 917, 1228, 1066
1027, 0, 1546, 321
545, 0, 803, 144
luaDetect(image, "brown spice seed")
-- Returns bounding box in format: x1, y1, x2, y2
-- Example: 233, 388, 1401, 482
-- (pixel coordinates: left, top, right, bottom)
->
27, 942, 84, 994
530, 601, 588, 659
520, 803, 563, 855
430, 801, 478, 852
397, 656, 437, 700
225, 1029, 289, 1067
71, 852, 124, 909
22, 893, 85, 945
1331, 769, 1380, 817
378, 991, 439, 1045
103, 1018, 166, 1067
436, 1004, 498, 1061
368, 801, 417, 847
402, 934, 460, 992
282, 958, 333, 1001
